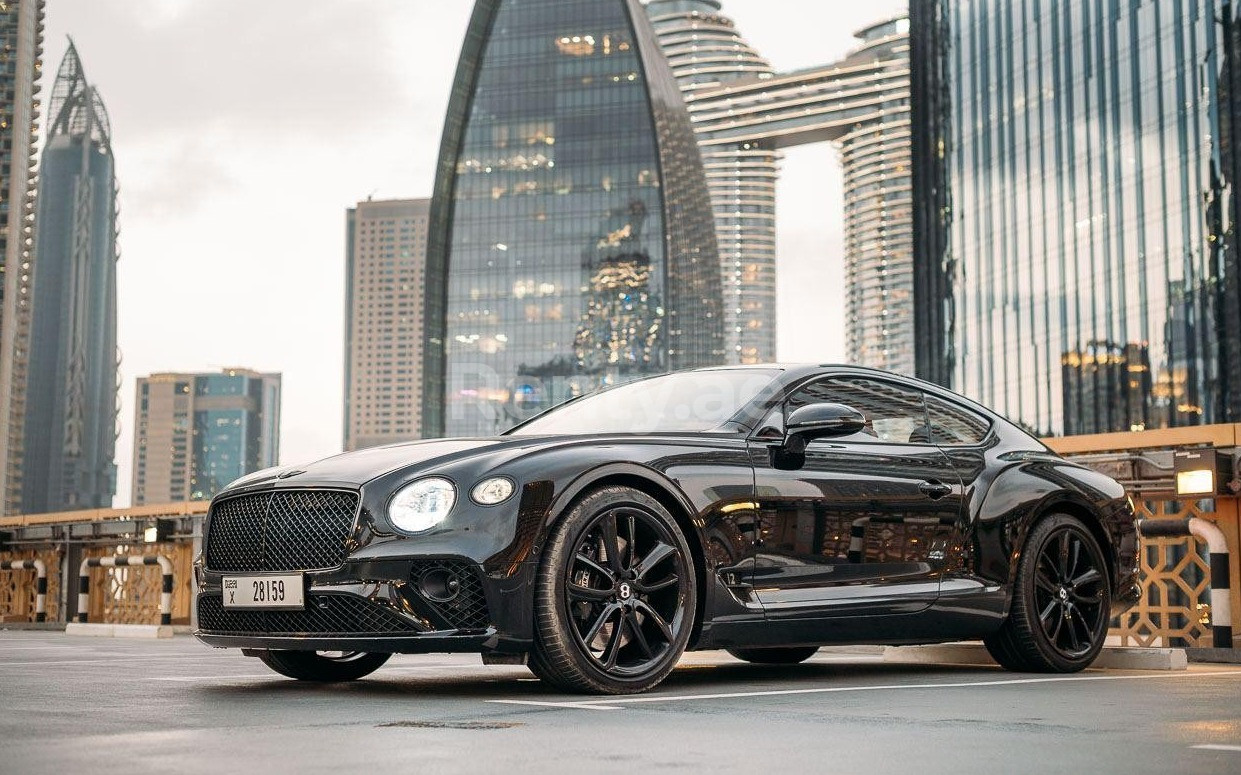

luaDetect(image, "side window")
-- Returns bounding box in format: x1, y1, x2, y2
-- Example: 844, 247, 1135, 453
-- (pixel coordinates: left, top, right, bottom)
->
925, 395, 992, 445
786, 378, 930, 444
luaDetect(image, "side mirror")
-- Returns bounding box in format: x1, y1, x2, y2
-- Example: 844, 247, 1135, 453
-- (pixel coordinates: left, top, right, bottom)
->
783, 402, 867, 454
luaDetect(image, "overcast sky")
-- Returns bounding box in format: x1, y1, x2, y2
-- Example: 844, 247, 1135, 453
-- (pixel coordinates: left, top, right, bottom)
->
42, 0, 907, 506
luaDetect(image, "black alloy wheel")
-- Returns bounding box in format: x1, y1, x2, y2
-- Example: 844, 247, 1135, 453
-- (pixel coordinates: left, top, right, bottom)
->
984, 514, 1111, 672
530, 486, 696, 694
726, 646, 820, 665
258, 650, 391, 682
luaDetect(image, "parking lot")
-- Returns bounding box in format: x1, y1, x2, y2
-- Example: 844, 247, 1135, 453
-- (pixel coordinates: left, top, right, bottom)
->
2, 630, 1240, 773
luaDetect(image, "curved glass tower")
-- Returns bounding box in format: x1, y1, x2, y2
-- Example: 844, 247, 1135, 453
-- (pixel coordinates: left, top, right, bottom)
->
21, 42, 119, 512
425, 0, 723, 437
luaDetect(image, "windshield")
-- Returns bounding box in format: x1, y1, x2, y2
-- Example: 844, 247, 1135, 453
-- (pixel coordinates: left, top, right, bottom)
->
509, 369, 780, 436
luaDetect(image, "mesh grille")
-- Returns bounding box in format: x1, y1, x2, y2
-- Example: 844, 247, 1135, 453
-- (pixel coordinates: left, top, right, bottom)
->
205, 490, 358, 572
196, 594, 412, 636
409, 559, 490, 630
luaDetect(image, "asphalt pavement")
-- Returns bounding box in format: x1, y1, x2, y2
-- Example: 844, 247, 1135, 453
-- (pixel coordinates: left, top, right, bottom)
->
2, 629, 1240, 773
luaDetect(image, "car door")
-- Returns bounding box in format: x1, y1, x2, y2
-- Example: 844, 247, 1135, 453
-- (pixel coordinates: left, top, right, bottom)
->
748, 376, 966, 620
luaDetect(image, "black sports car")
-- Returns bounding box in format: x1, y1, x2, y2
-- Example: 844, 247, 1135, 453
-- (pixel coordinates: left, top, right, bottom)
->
194, 365, 1140, 694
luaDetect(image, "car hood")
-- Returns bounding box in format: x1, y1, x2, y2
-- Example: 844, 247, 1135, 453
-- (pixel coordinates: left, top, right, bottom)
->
224, 438, 505, 491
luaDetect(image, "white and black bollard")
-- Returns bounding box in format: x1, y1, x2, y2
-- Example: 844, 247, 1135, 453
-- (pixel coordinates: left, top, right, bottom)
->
0, 559, 47, 622
1138, 517, 1234, 649
77, 555, 174, 626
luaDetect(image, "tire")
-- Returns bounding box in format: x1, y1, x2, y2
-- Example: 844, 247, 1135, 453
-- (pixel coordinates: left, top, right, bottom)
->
532, 486, 697, 694
984, 514, 1111, 673
727, 646, 820, 665
257, 650, 391, 682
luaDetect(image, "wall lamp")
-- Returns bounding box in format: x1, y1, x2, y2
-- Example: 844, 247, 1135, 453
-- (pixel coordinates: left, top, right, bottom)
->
1173, 447, 1239, 496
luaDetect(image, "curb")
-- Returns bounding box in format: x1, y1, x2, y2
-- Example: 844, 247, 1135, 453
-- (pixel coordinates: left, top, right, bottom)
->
64, 623, 175, 639
882, 642, 1187, 671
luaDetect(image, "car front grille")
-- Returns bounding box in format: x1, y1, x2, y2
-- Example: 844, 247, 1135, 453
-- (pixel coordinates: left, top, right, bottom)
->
409, 559, 490, 631
205, 489, 359, 572
196, 594, 413, 636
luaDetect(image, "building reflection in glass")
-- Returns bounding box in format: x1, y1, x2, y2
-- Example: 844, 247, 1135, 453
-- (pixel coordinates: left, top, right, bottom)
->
425, 0, 722, 437
914, 0, 1241, 434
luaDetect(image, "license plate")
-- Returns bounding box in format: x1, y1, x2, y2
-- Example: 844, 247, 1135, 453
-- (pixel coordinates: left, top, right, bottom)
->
223, 574, 305, 609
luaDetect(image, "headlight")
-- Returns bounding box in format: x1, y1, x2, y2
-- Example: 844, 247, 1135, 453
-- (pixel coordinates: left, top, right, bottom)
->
471, 476, 516, 505
388, 477, 456, 534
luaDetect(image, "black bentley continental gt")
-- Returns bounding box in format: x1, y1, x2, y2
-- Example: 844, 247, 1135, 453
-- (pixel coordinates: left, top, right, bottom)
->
194, 365, 1140, 694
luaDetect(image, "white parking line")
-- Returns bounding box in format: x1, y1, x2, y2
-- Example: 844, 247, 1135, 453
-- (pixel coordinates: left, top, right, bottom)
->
147, 675, 276, 682
0, 655, 216, 668
488, 669, 1241, 712
1193, 744, 1241, 753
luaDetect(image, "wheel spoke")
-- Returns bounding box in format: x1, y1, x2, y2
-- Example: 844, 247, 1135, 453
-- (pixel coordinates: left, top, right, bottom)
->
567, 582, 612, 602
601, 511, 624, 574
1056, 531, 1071, 579
1064, 608, 1081, 651
1068, 537, 1083, 579
625, 510, 638, 571
635, 599, 674, 643
581, 602, 620, 646
1035, 566, 1058, 594
602, 614, 626, 669
637, 573, 679, 594
628, 614, 655, 659
1048, 608, 1064, 645
1071, 567, 1102, 589
574, 553, 614, 583
635, 542, 676, 581
1068, 607, 1093, 651
1039, 599, 1058, 630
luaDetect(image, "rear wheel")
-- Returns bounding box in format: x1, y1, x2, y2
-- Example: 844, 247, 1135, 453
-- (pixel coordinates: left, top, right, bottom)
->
257, 650, 390, 682
532, 486, 696, 694
984, 514, 1111, 672
727, 646, 820, 665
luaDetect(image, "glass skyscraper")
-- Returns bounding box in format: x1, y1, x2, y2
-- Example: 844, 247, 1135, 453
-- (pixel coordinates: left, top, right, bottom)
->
425, 0, 723, 437
0, 0, 44, 516
914, 0, 1241, 435
20, 42, 119, 513
132, 369, 281, 505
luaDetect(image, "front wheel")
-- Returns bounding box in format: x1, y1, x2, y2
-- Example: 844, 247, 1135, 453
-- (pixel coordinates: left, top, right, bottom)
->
727, 646, 820, 665
984, 514, 1111, 673
531, 486, 697, 694
258, 650, 391, 682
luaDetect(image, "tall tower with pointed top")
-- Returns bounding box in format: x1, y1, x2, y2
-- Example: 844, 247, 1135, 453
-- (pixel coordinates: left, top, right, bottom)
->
20, 40, 119, 513
0, 0, 45, 516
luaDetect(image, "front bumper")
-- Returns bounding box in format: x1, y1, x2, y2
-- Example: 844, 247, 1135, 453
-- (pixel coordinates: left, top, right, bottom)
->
194, 558, 536, 655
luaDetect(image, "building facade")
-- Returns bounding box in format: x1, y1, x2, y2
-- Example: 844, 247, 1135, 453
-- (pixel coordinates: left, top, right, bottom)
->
132, 369, 281, 505
646, 2, 915, 373
424, 0, 723, 437
913, 0, 1241, 435
20, 42, 118, 513
344, 198, 429, 451
0, 0, 44, 515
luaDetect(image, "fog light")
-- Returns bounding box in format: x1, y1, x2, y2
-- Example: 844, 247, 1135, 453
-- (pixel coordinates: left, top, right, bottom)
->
418, 568, 461, 603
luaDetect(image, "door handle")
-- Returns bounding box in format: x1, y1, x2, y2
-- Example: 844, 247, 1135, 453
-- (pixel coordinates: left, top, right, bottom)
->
919, 480, 953, 500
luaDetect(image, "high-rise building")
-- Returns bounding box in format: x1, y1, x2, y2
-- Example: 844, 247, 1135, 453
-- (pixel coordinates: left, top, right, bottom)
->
0, 0, 44, 516
344, 198, 429, 451
646, 2, 915, 372
20, 41, 119, 513
912, 0, 1241, 435
424, 0, 724, 437
132, 369, 281, 505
